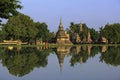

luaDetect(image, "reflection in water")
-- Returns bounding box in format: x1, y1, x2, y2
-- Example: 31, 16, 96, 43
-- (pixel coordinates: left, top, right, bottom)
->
70, 45, 99, 66
0, 47, 53, 77
101, 45, 108, 53
100, 46, 120, 66
87, 45, 92, 57
76, 46, 81, 54
55, 46, 71, 72
8, 46, 22, 51
0, 45, 120, 78
8, 46, 14, 50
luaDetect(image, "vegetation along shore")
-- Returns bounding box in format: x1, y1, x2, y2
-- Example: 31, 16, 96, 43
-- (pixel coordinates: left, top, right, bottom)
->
0, 0, 120, 45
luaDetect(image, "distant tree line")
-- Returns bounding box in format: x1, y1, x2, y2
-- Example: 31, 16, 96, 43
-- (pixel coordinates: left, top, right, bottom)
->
0, 0, 120, 44
100, 23, 120, 43
66, 22, 120, 44
0, 0, 55, 44
66, 22, 99, 43
0, 13, 55, 44
0, 13, 120, 44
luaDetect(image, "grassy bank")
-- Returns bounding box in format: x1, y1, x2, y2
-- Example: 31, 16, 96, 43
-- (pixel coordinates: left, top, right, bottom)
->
0, 43, 120, 48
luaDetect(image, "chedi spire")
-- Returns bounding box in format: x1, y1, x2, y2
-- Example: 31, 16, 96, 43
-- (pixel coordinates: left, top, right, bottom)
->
59, 17, 64, 31
56, 18, 72, 45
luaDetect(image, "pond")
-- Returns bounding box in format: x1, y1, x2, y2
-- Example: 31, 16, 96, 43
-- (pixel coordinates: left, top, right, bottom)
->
0, 45, 120, 80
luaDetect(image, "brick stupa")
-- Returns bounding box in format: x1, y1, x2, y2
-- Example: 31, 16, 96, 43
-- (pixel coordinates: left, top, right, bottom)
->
56, 18, 72, 45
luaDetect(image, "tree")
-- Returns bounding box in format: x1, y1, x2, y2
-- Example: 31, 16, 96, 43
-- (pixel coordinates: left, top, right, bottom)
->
0, 30, 6, 42
89, 28, 100, 42
100, 23, 120, 43
35, 22, 50, 42
0, 0, 22, 24
68, 22, 89, 43
2, 13, 38, 43
48, 32, 56, 43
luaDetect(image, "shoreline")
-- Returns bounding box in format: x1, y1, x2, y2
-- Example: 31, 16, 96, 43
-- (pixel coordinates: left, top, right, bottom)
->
0, 43, 120, 47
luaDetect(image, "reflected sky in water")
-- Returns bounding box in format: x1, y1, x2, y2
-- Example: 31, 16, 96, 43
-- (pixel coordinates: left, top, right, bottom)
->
0, 46, 120, 80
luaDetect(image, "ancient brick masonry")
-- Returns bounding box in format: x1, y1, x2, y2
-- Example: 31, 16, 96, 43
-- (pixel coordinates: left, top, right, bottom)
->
56, 18, 72, 44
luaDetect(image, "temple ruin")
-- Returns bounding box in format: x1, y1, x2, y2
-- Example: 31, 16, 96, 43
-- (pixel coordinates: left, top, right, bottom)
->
56, 18, 72, 45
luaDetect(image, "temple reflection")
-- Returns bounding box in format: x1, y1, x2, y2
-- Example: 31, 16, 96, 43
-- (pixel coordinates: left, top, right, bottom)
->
7, 46, 22, 51
75, 46, 81, 54
87, 45, 92, 57
101, 45, 108, 53
0, 45, 120, 77
8, 46, 14, 50
55, 45, 94, 69
55, 46, 71, 72
70, 45, 94, 65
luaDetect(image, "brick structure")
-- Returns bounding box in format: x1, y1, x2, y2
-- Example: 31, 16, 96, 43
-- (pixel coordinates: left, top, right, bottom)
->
56, 18, 72, 45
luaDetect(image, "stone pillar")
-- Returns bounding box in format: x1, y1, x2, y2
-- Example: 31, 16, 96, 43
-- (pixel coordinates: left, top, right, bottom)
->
87, 31, 92, 43
76, 33, 81, 43
102, 37, 108, 43
80, 23, 83, 32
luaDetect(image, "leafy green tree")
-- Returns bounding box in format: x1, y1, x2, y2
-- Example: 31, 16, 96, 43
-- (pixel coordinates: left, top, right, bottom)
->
69, 22, 79, 33
80, 24, 89, 41
0, 30, 6, 42
0, 0, 22, 24
68, 22, 89, 43
100, 23, 120, 43
36, 22, 55, 42
47, 32, 56, 43
89, 28, 100, 42
2, 13, 38, 43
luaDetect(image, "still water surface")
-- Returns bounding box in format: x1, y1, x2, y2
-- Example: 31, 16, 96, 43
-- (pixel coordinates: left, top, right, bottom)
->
0, 45, 120, 80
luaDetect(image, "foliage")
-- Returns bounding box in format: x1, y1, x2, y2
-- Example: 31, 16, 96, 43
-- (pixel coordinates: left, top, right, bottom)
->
0, 30, 6, 42
89, 28, 100, 42
2, 13, 38, 42
68, 22, 89, 43
47, 32, 56, 43
1, 13, 54, 43
100, 23, 120, 43
35, 22, 50, 42
0, 0, 22, 24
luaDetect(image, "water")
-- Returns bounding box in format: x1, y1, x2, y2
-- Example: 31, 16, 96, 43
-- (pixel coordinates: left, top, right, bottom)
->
0, 45, 120, 80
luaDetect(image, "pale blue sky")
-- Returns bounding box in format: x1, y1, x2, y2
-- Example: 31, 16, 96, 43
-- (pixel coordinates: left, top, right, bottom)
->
20, 0, 120, 32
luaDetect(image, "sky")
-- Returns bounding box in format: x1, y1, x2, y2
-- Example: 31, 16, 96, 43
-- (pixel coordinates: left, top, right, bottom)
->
20, 0, 120, 32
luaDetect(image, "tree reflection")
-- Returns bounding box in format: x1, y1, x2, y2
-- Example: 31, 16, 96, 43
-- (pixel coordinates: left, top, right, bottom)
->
100, 46, 120, 66
0, 47, 52, 77
70, 45, 100, 66
0, 45, 120, 77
